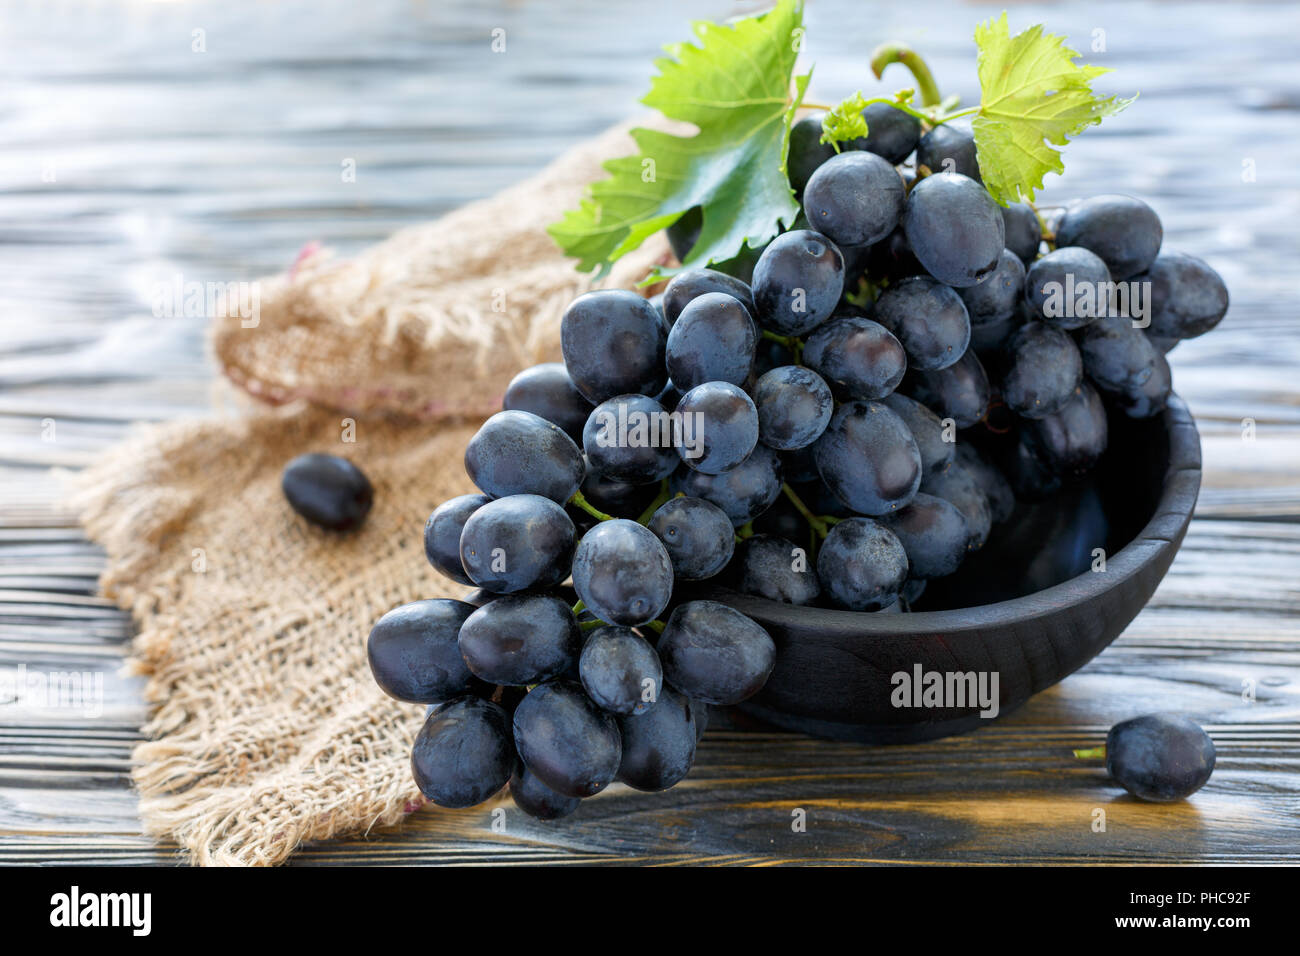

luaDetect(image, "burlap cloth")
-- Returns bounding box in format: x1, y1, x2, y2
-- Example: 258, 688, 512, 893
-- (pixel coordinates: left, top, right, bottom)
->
73, 121, 670, 866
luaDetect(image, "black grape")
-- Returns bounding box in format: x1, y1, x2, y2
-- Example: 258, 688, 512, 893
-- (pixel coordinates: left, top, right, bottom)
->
510, 763, 581, 820
503, 362, 593, 444
881, 392, 955, 475
751, 230, 845, 335
1113, 348, 1172, 420
281, 453, 373, 532
1077, 314, 1162, 398
368, 598, 486, 704
874, 276, 972, 371
583, 394, 678, 484
850, 102, 921, 164
665, 292, 758, 389
1000, 202, 1042, 265
424, 493, 489, 585
815, 517, 909, 611
662, 268, 756, 326
411, 697, 514, 808
968, 308, 1021, 360
561, 289, 667, 402
786, 112, 837, 195
902, 172, 1004, 287
1001, 322, 1084, 420
512, 681, 622, 798
457, 594, 581, 686
671, 443, 783, 527
920, 459, 992, 551
647, 496, 735, 581
915, 122, 981, 181
1106, 713, 1216, 802
617, 685, 698, 792
571, 518, 674, 626
1140, 251, 1230, 341
460, 494, 575, 593
959, 249, 1025, 324
579, 625, 663, 715
675, 381, 760, 474
1024, 246, 1112, 330
882, 492, 970, 579
465, 409, 584, 504
954, 441, 1015, 524
1026, 383, 1109, 476
656, 600, 775, 706
866, 226, 926, 283
739, 534, 821, 605
813, 400, 921, 515
752, 365, 834, 451
1055, 194, 1163, 280
802, 316, 907, 401
902, 349, 991, 429
802, 150, 906, 247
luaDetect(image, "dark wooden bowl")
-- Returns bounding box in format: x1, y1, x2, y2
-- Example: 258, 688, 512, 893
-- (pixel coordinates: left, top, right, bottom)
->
710, 395, 1202, 744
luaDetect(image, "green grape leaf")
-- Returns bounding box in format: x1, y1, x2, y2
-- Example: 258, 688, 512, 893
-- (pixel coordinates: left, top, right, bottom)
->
971, 13, 1136, 205
547, 0, 810, 277
819, 91, 869, 150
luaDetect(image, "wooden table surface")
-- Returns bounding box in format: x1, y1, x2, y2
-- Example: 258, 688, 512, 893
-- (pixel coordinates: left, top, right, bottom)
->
3, 0, 1298, 865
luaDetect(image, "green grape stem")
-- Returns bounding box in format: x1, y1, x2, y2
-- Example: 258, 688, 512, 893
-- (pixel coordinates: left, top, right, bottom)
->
781, 483, 839, 539
1073, 745, 1107, 760
570, 490, 615, 523
635, 479, 674, 525
869, 42, 943, 107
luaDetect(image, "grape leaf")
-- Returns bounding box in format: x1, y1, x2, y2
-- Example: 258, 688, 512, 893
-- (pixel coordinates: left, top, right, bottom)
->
547, 0, 810, 277
971, 13, 1135, 205
819, 91, 869, 150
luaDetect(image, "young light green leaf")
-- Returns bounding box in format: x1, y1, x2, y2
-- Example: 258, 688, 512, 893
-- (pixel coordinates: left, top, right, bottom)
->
819, 91, 869, 150
971, 13, 1136, 205
548, 0, 809, 277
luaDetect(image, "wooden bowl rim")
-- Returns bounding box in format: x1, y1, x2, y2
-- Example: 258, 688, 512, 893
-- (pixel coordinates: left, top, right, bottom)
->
713, 393, 1202, 637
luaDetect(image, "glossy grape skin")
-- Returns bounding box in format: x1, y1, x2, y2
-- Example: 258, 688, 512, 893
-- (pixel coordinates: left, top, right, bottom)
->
1113, 348, 1172, 420
465, 410, 584, 504
1055, 194, 1163, 280
571, 519, 674, 626
423, 494, 489, 585
1077, 314, 1161, 397
751, 230, 845, 335
1000, 202, 1042, 265
902, 172, 1004, 287
457, 594, 581, 686
802, 150, 906, 248
739, 534, 821, 605
802, 316, 907, 401
915, 122, 981, 181
882, 492, 969, 579
665, 292, 757, 390
579, 625, 663, 716
281, 454, 373, 532
512, 681, 622, 798
1139, 252, 1230, 341
617, 685, 698, 792
814, 401, 922, 516
874, 276, 972, 371
1106, 713, 1216, 802
1026, 383, 1109, 477
1002, 322, 1084, 420
786, 112, 837, 195
561, 289, 667, 402
656, 601, 775, 706
368, 598, 485, 704
959, 249, 1026, 323
920, 459, 992, 551
510, 764, 581, 820
582, 394, 678, 484
411, 697, 514, 808
460, 494, 576, 594
647, 496, 735, 581
902, 349, 991, 429
816, 517, 908, 611
503, 362, 593, 444
752, 365, 834, 451
954, 442, 1015, 524
663, 269, 755, 327
849, 102, 921, 164
881, 393, 955, 475
1024, 246, 1112, 330
671, 443, 783, 527
675, 381, 760, 474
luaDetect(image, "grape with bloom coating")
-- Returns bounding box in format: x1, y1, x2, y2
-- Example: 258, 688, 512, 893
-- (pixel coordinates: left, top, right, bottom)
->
412, 697, 514, 808
465, 410, 584, 504
579, 625, 663, 715
513, 681, 622, 798
503, 363, 593, 444
816, 517, 909, 611
751, 230, 845, 335
572, 519, 674, 626
903, 172, 1003, 287
657, 600, 775, 705
874, 276, 972, 371
802, 150, 905, 248
561, 289, 667, 402
665, 292, 757, 390
752, 365, 834, 451
460, 494, 575, 593
423, 494, 489, 585
814, 401, 921, 516
368, 599, 486, 704
457, 594, 580, 686
671, 443, 783, 527
675, 381, 759, 474
617, 685, 698, 792
647, 496, 735, 581
802, 316, 907, 401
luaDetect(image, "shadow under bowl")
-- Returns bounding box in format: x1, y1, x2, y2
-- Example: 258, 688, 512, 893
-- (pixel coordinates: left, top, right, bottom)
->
707, 394, 1202, 744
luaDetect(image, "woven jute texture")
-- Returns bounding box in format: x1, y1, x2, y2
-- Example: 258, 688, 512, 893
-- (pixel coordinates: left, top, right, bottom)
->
74, 121, 668, 866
